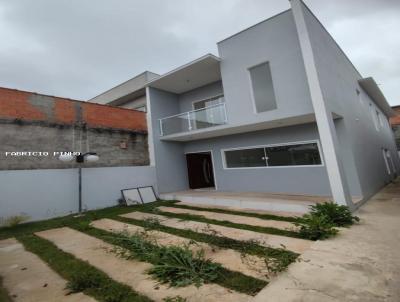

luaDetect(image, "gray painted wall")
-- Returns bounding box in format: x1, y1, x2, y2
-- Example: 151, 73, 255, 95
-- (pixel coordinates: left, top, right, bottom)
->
0, 166, 156, 222
217, 10, 314, 127
178, 81, 223, 113
301, 3, 400, 199
0, 122, 149, 170
148, 87, 188, 193
183, 123, 332, 196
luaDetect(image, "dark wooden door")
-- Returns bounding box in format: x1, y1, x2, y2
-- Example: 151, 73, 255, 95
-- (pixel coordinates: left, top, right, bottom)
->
186, 152, 215, 189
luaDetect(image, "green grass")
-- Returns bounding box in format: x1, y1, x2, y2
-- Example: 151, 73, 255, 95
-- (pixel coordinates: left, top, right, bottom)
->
138, 207, 304, 239
0, 276, 12, 302
166, 201, 299, 222
72, 222, 267, 295
115, 215, 298, 272
0, 201, 299, 297
18, 234, 153, 302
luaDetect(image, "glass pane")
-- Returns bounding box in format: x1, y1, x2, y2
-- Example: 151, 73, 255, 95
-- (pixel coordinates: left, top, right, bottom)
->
265, 143, 321, 166
225, 148, 266, 168
249, 62, 277, 113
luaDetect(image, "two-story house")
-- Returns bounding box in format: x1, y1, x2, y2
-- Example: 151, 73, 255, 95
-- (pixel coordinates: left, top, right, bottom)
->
89, 0, 399, 211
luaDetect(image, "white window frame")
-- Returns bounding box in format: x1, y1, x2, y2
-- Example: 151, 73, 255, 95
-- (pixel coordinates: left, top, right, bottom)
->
191, 94, 224, 111
382, 149, 391, 175
370, 103, 380, 131
247, 61, 277, 114
221, 140, 324, 170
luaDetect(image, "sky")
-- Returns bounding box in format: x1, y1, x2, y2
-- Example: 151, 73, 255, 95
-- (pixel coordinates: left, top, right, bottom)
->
0, 0, 399, 105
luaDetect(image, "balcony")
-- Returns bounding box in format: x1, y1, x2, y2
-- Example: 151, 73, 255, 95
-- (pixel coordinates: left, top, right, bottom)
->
159, 103, 227, 136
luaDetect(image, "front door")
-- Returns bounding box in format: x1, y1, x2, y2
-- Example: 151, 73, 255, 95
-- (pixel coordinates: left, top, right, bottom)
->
186, 152, 215, 189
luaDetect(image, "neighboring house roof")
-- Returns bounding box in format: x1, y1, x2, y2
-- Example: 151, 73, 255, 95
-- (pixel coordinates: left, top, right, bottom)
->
0, 86, 147, 132
390, 105, 400, 126
88, 71, 159, 106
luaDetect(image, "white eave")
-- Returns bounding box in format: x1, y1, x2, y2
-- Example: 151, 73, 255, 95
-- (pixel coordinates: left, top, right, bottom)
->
147, 54, 221, 94
358, 77, 395, 117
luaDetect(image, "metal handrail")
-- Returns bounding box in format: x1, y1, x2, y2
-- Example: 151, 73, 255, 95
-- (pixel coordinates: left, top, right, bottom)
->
158, 101, 225, 121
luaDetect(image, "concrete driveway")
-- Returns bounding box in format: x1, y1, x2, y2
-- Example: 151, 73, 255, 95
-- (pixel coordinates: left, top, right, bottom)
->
253, 181, 400, 302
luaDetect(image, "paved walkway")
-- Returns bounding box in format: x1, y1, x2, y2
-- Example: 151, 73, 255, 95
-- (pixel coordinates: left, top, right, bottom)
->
121, 212, 312, 254
0, 238, 95, 302
37, 227, 251, 302
253, 181, 400, 302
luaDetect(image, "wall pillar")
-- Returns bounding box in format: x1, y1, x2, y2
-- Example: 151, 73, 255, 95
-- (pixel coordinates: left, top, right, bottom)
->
290, 0, 352, 206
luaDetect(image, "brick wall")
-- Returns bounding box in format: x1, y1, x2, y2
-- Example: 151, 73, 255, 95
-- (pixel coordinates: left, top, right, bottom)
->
0, 87, 149, 170
0, 87, 147, 131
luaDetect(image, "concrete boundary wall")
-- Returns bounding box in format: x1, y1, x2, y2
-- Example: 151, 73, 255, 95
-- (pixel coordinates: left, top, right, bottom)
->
0, 166, 156, 222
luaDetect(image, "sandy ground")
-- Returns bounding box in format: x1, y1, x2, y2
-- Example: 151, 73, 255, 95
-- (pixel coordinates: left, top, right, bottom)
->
36, 227, 251, 302
120, 211, 312, 254
157, 206, 297, 230
252, 182, 400, 302
91, 218, 271, 280
0, 238, 96, 302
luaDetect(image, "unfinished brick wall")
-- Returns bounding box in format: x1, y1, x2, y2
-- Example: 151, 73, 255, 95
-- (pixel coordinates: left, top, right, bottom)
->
0, 87, 149, 170
0, 87, 147, 131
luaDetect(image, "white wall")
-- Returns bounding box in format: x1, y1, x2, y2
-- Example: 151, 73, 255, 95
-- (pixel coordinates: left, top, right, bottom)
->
0, 166, 156, 222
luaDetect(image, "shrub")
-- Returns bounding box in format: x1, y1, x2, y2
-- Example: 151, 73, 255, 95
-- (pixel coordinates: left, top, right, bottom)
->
310, 202, 359, 227
295, 214, 338, 240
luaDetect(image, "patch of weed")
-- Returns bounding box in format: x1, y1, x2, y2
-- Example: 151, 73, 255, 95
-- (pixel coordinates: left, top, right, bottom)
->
18, 234, 153, 302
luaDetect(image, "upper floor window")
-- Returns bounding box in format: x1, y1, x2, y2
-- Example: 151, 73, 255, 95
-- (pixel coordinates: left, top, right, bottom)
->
248, 62, 277, 113
370, 103, 380, 131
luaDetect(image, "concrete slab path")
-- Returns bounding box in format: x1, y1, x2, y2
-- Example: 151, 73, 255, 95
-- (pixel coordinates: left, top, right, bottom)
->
252, 182, 400, 302
91, 218, 270, 280
36, 227, 251, 302
120, 212, 312, 254
157, 206, 297, 230
176, 202, 302, 218
0, 238, 96, 302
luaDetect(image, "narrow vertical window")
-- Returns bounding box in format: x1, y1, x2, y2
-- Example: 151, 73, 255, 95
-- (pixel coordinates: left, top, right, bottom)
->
249, 62, 277, 113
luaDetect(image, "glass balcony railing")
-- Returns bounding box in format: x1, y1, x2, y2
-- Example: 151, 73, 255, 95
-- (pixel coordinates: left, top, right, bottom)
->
159, 103, 227, 136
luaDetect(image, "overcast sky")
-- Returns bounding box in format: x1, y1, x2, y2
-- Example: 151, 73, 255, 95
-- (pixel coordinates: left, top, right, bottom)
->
0, 0, 399, 105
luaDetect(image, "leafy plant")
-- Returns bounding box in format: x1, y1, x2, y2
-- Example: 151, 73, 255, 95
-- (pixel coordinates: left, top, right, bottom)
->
112, 231, 221, 287
309, 202, 359, 227
149, 246, 220, 287
295, 214, 338, 240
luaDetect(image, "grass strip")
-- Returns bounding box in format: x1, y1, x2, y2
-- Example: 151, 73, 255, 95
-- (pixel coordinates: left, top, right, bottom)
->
166, 201, 300, 222
73, 223, 267, 296
115, 215, 298, 270
138, 208, 304, 239
0, 276, 13, 302
17, 234, 154, 302
0, 201, 168, 240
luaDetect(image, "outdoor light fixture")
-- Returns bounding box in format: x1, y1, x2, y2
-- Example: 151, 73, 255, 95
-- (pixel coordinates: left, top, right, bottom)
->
58, 152, 100, 214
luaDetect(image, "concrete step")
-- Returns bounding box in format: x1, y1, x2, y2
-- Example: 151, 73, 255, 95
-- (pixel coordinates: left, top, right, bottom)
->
160, 191, 319, 214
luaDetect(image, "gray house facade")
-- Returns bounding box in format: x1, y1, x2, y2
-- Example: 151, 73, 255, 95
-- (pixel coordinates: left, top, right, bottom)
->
90, 0, 399, 210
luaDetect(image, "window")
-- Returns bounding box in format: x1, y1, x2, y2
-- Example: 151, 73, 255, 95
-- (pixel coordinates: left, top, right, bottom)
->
370, 103, 379, 131
224, 142, 322, 168
193, 95, 224, 110
248, 62, 277, 113
225, 148, 266, 168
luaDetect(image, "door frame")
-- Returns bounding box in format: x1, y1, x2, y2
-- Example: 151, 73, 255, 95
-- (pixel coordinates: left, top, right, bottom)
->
185, 150, 218, 190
